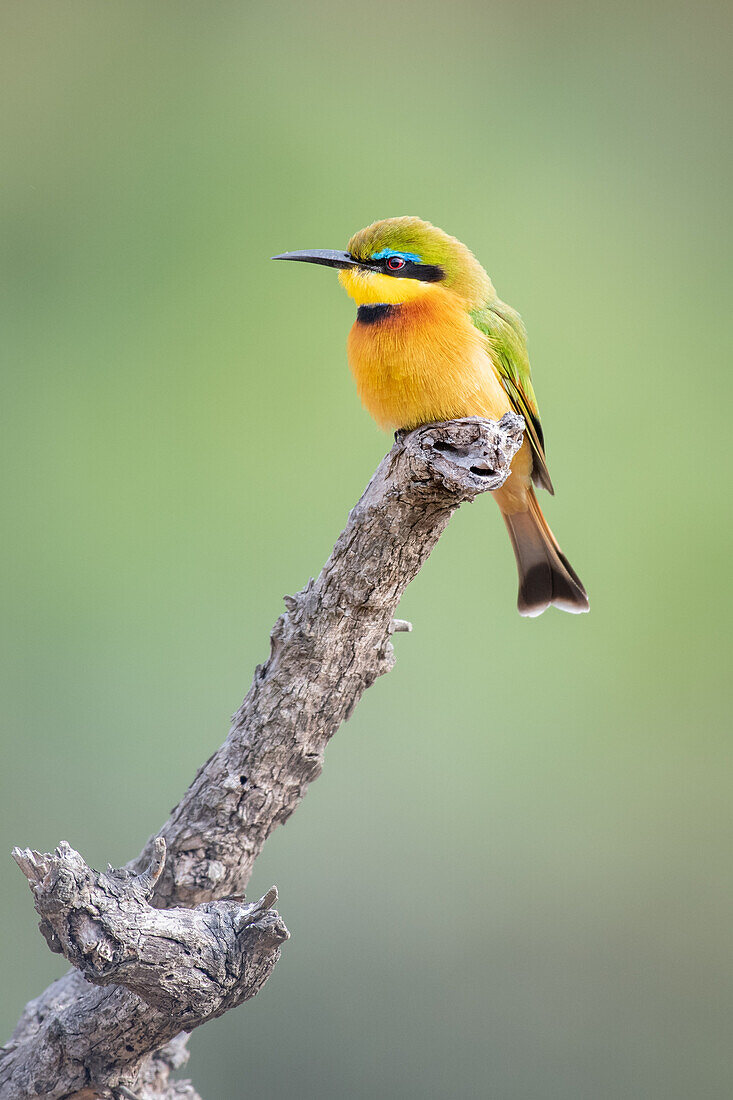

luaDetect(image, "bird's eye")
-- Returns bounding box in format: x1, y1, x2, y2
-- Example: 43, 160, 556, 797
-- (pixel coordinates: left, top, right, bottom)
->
386, 255, 406, 271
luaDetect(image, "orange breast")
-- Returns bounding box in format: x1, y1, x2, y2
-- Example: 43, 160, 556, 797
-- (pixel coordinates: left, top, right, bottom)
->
347, 289, 513, 430
346, 289, 533, 511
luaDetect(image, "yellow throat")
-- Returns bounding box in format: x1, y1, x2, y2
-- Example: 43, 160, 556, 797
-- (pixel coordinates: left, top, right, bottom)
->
338, 267, 435, 306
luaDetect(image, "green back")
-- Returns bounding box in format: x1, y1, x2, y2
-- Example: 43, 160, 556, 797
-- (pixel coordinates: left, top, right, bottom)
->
470, 299, 554, 494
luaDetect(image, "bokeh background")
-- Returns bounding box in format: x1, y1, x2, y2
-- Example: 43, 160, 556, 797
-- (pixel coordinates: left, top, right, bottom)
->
1, 2, 731, 1097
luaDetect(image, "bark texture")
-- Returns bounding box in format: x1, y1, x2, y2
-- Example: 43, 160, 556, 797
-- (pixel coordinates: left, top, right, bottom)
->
2, 414, 524, 1100
3, 840, 285, 1100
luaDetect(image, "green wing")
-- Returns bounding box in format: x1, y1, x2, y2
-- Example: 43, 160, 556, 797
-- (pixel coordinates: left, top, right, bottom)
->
470, 298, 554, 494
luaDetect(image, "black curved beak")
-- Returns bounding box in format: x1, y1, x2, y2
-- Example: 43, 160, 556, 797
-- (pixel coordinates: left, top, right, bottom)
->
271, 248, 364, 270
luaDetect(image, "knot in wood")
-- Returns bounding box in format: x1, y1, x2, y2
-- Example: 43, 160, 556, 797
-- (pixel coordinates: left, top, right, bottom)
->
402, 413, 525, 499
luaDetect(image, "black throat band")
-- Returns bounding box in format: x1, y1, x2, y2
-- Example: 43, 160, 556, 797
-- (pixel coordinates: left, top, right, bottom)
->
356, 303, 397, 325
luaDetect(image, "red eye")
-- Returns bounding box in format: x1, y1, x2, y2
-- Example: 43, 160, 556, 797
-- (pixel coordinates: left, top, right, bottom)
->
387, 255, 406, 271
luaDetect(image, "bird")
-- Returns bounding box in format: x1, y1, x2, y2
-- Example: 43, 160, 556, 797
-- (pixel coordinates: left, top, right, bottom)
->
273, 216, 588, 617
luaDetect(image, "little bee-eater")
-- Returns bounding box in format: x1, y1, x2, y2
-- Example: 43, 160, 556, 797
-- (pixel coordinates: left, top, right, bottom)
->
274, 217, 588, 616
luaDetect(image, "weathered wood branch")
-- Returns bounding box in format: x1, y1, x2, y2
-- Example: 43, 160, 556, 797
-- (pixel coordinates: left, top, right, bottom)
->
12, 839, 284, 1018
1, 414, 524, 1100
2, 840, 286, 1099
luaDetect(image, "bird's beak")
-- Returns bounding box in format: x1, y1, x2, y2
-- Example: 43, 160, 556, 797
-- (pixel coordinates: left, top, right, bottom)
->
271, 248, 366, 270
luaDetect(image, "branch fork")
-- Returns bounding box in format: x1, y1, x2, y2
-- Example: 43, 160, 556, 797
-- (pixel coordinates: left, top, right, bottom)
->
11, 839, 286, 1021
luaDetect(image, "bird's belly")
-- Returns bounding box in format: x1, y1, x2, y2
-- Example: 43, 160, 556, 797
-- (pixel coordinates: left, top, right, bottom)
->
347, 301, 512, 431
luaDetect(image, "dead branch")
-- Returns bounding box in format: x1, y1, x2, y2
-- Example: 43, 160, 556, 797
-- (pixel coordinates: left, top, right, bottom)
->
1, 414, 524, 1099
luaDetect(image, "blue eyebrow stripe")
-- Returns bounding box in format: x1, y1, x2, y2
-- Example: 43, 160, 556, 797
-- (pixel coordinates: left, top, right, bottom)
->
370, 248, 423, 263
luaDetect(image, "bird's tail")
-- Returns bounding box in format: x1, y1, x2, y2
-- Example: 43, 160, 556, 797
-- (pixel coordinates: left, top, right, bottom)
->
502, 488, 589, 617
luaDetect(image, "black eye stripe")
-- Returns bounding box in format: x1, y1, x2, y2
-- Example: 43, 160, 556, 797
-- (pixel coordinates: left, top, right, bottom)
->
383, 260, 445, 283
353, 253, 446, 283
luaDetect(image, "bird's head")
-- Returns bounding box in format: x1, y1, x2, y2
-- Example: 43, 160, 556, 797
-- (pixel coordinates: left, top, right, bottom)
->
273, 217, 494, 310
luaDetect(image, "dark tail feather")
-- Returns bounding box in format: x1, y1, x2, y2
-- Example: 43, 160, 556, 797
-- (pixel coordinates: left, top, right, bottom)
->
502, 490, 589, 617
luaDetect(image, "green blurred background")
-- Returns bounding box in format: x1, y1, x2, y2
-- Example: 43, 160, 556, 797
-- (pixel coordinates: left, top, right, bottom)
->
1, 2, 731, 1097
